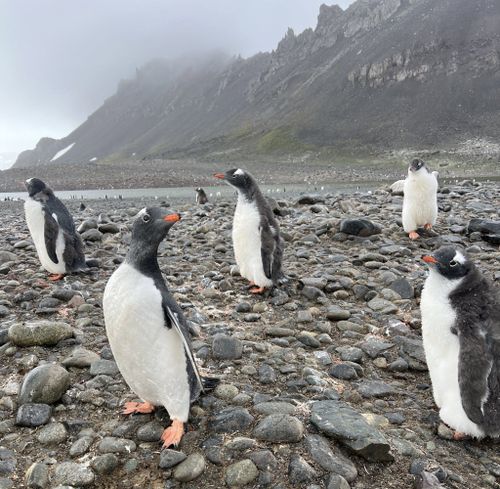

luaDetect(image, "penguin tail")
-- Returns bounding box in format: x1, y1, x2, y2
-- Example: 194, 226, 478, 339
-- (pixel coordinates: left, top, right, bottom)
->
201, 376, 220, 392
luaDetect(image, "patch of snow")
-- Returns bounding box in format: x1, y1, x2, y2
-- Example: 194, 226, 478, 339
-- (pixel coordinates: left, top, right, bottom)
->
50, 142, 75, 161
89, 157, 97, 162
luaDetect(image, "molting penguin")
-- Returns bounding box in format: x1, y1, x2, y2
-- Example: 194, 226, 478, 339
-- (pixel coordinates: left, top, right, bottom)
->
195, 187, 208, 205
402, 159, 438, 240
24, 178, 87, 280
214, 168, 284, 294
420, 245, 500, 439
103, 207, 210, 448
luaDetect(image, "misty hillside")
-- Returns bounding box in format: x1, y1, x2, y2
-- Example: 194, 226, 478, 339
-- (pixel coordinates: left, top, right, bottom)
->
15, 0, 500, 168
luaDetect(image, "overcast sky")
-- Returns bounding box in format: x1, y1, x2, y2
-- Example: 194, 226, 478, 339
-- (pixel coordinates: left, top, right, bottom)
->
0, 0, 353, 163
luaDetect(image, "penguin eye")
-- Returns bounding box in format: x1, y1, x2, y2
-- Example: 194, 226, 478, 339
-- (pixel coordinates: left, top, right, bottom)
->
142, 214, 151, 223
449, 260, 458, 267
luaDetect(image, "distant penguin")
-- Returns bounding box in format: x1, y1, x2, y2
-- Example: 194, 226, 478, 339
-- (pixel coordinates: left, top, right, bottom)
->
195, 187, 208, 205
402, 159, 438, 240
79, 202, 86, 211
214, 168, 284, 294
103, 207, 214, 447
421, 246, 500, 439
24, 178, 87, 281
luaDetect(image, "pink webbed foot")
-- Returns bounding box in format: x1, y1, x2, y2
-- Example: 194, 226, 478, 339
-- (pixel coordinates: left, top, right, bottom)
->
122, 401, 155, 415
161, 419, 184, 448
409, 231, 419, 240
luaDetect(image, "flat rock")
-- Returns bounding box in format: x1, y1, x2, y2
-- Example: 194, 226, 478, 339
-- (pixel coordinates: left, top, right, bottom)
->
9, 321, 73, 347
304, 434, 358, 482
62, 348, 100, 368
53, 462, 95, 487
357, 380, 397, 398
288, 454, 318, 485
311, 400, 393, 462
19, 364, 70, 404
159, 449, 187, 469
253, 414, 304, 443
212, 408, 254, 433
340, 219, 381, 237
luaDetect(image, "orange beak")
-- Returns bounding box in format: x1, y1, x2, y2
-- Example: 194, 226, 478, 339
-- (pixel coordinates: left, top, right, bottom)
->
422, 255, 438, 264
164, 213, 181, 222
213, 172, 225, 180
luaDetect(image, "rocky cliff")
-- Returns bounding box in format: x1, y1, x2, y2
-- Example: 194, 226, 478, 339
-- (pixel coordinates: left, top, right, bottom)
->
15, 0, 500, 168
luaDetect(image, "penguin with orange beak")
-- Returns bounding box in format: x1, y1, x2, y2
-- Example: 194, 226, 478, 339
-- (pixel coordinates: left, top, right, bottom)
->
420, 245, 500, 439
103, 207, 213, 448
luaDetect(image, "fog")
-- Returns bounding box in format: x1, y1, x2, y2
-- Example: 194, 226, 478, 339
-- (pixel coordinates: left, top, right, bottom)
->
0, 0, 353, 166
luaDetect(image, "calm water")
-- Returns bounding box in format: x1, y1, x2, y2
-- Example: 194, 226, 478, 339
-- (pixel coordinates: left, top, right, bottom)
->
0, 182, 380, 202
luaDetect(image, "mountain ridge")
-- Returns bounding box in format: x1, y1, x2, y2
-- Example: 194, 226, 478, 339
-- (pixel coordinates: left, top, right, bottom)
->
14, 0, 500, 168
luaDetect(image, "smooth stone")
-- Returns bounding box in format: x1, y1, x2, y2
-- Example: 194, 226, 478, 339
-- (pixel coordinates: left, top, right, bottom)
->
253, 414, 304, 443
159, 449, 187, 469
329, 363, 359, 380
136, 421, 164, 442
53, 462, 95, 487
367, 298, 398, 314
311, 400, 393, 462
339, 219, 381, 237
258, 364, 277, 384
214, 384, 239, 400
389, 278, 414, 299
81, 229, 103, 241
225, 459, 259, 487
98, 437, 137, 454
212, 334, 243, 360
326, 306, 351, 321
69, 436, 94, 457
90, 454, 119, 475
62, 348, 100, 368
15, 403, 52, 427
173, 453, 205, 482
9, 321, 73, 346
19, 364, 70, 405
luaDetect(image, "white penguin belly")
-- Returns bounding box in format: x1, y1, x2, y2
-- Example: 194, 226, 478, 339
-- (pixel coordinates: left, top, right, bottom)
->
402, 175, 438, 232
103, 263, 190, 421
232, 197, 272, 288
421, 272, 484, 437
24, 199, 66, 274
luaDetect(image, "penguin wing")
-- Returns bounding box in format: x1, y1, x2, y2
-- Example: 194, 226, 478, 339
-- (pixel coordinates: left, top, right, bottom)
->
62, 230, 87, 271
48, 197, 77, 234
260, 219, 279, 280
162, 298, 203, 392
458, 323, 497, 426
43, 210, 60, 264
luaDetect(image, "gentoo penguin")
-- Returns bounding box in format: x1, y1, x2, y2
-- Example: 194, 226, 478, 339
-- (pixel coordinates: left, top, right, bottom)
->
195, 187, 208, 205
421, 246, 500, 439
402, 159, 438, 240
24, 178, 87, 280
214, 168, 284, 294
103, 207, 210, 448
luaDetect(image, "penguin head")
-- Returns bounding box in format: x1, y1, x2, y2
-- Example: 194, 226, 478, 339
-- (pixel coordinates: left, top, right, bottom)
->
195, 188, 201, 192
214, 168, 254, 193
131, 207, 181, 246
409, 159, 427, 173
422, 246, 473, 280
25, 178, 47, 196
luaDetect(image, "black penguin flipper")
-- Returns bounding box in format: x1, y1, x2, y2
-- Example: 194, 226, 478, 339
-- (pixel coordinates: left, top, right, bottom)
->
43, 210, 60, 264
47, 196, 77, 234
260, 222, 276, 280
163, 301, 203, 395
458, 322, 497, 428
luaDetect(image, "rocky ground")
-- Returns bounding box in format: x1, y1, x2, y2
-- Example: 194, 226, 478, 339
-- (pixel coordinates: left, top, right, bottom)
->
0, 181, 499, 489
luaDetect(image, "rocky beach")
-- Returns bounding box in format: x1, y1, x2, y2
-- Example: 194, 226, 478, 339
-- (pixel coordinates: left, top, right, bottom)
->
0, 180, 499, 489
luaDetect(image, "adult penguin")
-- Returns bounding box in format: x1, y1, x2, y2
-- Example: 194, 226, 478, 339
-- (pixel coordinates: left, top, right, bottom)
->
214, 168, 284, 294
421, 245, 500, 439
402, 159, 438, 240
24, 178, 87, 280
103, 207, 213, 448
195, 187, 208, 205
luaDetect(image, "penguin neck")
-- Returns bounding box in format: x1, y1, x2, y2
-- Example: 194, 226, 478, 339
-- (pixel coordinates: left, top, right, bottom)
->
127, 240, 162, 278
